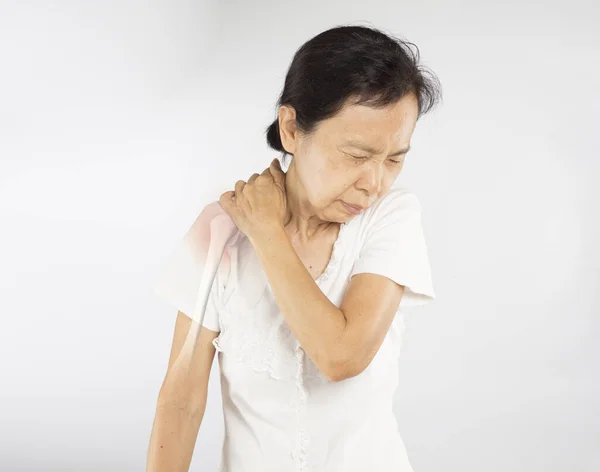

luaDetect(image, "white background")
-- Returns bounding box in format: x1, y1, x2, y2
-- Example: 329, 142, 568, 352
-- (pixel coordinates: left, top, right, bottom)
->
1, 1, 598, 471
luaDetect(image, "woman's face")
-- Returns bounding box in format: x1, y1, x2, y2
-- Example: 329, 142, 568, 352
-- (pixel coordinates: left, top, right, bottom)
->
280, 93, 419, 223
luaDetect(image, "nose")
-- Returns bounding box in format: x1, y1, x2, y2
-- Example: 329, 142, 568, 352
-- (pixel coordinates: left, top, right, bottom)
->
357, 161, 384, 196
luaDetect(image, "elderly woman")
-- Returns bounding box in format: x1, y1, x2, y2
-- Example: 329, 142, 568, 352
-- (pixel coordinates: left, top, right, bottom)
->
148, 24, 441, 472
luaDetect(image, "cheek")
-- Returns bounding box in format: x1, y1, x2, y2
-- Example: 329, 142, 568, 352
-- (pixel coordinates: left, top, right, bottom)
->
297, 147, 330, 184
297, 162, 334, 204
297, 145, 352, 203
303, 171, 330, 202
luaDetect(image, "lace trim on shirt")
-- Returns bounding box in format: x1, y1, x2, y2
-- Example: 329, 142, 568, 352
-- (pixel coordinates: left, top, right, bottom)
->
313, 220, 348, 286
211, 293, 300, 381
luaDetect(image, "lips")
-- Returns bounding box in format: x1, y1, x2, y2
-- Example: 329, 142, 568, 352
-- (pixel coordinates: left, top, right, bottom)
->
341, 201, 366, 214
343, 202, 365, 211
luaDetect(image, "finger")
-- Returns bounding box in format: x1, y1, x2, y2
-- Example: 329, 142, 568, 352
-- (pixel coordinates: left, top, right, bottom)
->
248, 173, 260, 183
235, 180, 246, 195
219, 191, 235, 209
269, 159, 285, 182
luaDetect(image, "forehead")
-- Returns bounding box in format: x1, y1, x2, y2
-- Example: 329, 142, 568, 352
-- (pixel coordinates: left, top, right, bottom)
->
320, 95, 419, 145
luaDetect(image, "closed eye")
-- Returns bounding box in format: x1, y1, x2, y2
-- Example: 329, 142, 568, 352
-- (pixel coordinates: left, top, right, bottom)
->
350, 154, 403, 165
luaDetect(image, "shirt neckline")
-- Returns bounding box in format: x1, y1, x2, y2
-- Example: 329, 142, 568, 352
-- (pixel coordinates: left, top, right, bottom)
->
314, 220, 349, 286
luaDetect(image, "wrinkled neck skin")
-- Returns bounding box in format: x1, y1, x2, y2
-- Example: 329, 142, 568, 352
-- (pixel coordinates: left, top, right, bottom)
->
282, 159, 338, 246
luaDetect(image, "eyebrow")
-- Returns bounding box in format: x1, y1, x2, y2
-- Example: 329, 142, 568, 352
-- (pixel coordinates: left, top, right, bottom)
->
344, 141, 411, 157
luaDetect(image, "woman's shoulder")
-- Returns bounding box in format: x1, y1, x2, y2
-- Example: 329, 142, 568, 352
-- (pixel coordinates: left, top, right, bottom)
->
369, 186, 421, 214
352, 187, 422, 233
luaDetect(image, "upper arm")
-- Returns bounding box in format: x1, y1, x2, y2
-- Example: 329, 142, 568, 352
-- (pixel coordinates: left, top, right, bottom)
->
152, 202, 235, 410
333, 273, 405, 380
158, 311, 219, 413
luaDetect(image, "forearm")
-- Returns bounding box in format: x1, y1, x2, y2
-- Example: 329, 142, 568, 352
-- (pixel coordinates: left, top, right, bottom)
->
146, 399, 204, 472
249, 225, 348, 376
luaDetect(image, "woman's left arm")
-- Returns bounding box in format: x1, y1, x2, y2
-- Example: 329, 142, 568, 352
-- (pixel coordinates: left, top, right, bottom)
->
249, 226, 404, 383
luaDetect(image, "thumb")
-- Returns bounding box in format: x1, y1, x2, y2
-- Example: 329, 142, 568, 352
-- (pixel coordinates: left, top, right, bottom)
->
271, 158, 286, 182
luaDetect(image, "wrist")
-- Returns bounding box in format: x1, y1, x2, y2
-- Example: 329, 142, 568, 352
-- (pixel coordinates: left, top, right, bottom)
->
248, 223, 286, 248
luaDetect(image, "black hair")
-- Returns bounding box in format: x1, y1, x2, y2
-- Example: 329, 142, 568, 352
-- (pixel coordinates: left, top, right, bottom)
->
265, 24, 442, 162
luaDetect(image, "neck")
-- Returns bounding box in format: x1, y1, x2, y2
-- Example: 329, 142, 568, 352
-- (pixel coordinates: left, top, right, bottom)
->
283, 159, 335, 243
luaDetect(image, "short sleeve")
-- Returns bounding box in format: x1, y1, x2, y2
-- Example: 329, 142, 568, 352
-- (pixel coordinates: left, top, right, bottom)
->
152, 201, 233, 332
350, 188, 436, 308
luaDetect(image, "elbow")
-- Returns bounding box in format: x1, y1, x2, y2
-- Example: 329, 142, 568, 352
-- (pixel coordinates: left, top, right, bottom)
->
322, 354, 365, 383
324, 367, 350, 383
321, 317, 370, 382
158, 377, 207, 417
324, 363, 363, 383
157, 390, 206, 419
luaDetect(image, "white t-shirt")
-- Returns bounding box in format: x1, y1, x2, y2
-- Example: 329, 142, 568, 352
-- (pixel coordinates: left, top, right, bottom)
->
154, 186, 436, 472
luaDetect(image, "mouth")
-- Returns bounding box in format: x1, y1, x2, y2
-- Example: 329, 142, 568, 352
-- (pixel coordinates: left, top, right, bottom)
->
341, 201, 365, 215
